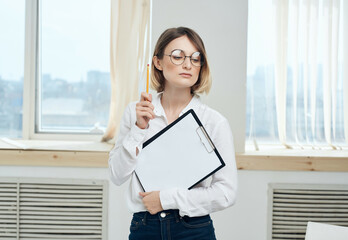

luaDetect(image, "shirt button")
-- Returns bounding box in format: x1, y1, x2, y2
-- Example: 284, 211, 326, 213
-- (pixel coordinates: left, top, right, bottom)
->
160, 212, 166, 218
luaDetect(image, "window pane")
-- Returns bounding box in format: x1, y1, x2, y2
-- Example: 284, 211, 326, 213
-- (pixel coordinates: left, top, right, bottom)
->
246, 0, 277, 144
39, 0, 110, 134
0, 0, 25, 138
246, 0, 346, 147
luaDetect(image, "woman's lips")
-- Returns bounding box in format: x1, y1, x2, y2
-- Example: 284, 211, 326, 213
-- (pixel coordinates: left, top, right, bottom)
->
180, 73, 192, 78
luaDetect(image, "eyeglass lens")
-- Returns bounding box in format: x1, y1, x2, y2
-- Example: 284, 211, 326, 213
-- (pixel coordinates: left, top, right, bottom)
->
170, 49, 203, 67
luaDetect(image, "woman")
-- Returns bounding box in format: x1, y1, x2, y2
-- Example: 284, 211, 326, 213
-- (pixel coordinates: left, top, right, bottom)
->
109, 27, 237, 240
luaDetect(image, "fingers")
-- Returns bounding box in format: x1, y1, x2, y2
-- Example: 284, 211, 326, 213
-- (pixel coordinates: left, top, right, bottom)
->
136, 106, 155, 120
139, 192, 151, 197
139, 192, 162, 215
136, 96, 155, 120
136, 92, 155, 129
136, 100, 154, 111
148, 209, 158, 215
140, 92, 152, 102
136, 106, 155, 116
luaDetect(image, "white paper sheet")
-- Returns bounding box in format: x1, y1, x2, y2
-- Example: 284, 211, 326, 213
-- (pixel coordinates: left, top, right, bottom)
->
305, 222, 348, 240
135, 110, 224, 192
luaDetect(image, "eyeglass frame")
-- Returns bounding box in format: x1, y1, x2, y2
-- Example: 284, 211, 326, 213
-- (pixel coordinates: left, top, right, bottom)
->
162, 49, 205, 67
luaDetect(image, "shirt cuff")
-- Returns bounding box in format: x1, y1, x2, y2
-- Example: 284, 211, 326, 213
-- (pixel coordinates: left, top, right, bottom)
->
160, 188, 178, 210
130, 123, 148, 142
123, 124, 148, 158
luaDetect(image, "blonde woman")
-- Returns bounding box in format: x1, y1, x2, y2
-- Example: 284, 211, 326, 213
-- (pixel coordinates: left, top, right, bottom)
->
109, 27, 238, 240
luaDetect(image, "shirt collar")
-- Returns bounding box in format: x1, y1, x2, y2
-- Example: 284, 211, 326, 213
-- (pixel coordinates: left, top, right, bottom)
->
152, 92, 201, 117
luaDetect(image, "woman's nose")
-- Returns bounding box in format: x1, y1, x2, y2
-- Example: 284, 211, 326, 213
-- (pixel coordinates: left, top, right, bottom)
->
182, 56, 192, 69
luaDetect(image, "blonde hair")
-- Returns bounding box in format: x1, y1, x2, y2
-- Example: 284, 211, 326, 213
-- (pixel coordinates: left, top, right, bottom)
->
151, 27, 212, 95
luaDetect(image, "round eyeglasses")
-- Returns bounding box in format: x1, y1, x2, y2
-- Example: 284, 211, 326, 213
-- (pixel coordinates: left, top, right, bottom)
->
164, 49, 204, 67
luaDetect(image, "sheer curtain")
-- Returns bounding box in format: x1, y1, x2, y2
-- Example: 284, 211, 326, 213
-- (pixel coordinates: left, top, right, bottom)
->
343, 0, 348, 148
247, 0, 347, 149
274, 0, 290, 148
274, 0, 346, 149
102, 0, 151, 142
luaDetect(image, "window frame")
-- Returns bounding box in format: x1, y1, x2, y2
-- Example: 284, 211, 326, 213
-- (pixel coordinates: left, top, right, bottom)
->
22, 0, 106, 141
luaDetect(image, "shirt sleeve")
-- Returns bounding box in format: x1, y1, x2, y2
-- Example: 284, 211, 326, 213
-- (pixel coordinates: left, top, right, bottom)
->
159, 118, 238, 217
108, 103, 148, 186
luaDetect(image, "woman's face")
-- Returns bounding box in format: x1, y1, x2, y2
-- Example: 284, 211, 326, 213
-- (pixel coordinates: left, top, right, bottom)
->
155, 35, 201, 91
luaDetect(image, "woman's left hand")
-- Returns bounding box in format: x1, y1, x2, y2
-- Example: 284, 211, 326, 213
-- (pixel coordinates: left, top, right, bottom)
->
139, 191, 163, 215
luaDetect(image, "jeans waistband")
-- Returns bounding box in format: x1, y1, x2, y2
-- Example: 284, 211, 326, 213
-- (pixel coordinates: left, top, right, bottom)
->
133, 210, 211, 225
134, 209, 181, 224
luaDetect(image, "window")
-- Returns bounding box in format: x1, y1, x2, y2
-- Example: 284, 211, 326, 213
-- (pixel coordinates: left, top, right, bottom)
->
246, 0, 347, 149
0, 0, 111, 140
39, 0, 110, 134
0, 0, 25, 138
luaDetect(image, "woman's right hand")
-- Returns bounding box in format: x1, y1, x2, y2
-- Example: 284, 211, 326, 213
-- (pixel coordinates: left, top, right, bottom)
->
135, 92, 155, 129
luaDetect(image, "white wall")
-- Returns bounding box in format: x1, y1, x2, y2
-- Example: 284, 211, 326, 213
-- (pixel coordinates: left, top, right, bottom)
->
1, 166, 347, 240
151, 0, 248, 153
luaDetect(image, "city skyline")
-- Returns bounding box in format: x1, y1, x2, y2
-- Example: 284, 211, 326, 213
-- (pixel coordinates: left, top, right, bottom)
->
0, 70, 111, 138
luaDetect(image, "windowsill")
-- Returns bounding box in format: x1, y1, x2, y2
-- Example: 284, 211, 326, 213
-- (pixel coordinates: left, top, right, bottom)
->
237, 145, 348, 172
0, 139, 113, 168
0, 140, 347, 171
0, 138, 113, 152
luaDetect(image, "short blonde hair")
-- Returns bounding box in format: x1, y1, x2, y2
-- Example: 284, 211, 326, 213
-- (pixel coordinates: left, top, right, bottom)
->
151, 27, 212, 95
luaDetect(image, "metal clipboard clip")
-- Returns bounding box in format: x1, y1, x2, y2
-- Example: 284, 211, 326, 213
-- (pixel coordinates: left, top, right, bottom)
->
196, 126, 215, 153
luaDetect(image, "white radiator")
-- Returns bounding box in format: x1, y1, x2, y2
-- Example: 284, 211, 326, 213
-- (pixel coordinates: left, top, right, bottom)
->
0, 178, 108, 240
268, 183, 348, 240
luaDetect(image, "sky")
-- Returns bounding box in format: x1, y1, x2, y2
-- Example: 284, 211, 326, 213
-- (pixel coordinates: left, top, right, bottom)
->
0, 0, 25, 81
247, 0, 276, 76
0, 0, 110, 83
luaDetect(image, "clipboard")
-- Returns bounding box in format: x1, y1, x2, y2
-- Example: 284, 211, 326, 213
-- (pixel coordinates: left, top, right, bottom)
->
134, 109, 225, 192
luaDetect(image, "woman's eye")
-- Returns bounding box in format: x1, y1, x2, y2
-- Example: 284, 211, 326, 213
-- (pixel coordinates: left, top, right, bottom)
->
191, 58, 200, 63
173, 56, 183, 60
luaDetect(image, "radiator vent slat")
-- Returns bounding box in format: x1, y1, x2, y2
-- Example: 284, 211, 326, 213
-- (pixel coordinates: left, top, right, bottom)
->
20, 205, 103, 210
19, 220, 102, 225
274, 199, 348, 204
0, 182, 18, 239
20, 224, 102, 229
274, 212, 348, 217
273, 220, 348, 226
274, 193, 348, 200
0, 178, 108, 240
269, 184, 348, 240
273, 207, 348, 213
20, 210, 102, 216
273, 203, 348, 208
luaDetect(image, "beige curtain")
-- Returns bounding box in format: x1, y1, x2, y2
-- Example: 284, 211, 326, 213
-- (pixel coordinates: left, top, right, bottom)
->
102, 0, 151, 142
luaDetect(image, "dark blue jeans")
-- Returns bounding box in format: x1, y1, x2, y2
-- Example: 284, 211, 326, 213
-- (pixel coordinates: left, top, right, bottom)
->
129, 209, 216, 240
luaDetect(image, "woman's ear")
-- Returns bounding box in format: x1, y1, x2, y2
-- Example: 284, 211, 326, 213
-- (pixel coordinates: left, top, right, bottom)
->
153, 56, 163, 71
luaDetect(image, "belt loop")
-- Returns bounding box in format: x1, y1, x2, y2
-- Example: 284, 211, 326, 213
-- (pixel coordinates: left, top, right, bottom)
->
142, 212, 148, 225
174, 210, 180, 223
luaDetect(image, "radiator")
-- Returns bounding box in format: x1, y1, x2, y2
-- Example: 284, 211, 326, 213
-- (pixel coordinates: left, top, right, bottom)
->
268, 183, 348, 240
0, 177, 108, 240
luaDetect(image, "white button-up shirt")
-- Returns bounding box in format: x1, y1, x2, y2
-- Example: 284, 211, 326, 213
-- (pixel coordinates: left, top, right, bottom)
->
109, 92, 238, 217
